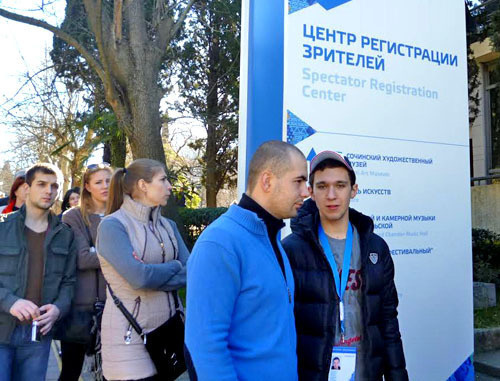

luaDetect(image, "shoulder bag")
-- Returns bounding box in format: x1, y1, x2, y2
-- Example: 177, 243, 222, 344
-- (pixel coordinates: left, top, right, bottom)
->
107, 285, 187, 381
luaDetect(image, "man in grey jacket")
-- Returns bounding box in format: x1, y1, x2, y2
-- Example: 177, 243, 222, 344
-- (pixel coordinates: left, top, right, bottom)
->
0, 163, 77, 381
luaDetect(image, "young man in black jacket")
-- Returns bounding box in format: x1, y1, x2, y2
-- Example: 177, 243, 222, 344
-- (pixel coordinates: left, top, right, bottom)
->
282, 151, 408, 381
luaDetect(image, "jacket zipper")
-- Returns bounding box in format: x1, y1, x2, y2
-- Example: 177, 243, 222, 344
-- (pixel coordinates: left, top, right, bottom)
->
265, 233, 292, 304
42, 224, 64, 302
141, 226, 148, 261
310, 231, 340, 377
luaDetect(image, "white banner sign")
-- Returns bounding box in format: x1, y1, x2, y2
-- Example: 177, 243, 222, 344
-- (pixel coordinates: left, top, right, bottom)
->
240, 1, 474, 380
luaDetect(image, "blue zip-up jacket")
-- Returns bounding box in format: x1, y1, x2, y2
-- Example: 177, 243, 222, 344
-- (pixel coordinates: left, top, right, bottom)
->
185, 205, 298, 381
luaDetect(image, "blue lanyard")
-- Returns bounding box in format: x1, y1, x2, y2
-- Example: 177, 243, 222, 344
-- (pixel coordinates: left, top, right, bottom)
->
318, 221, 353, 340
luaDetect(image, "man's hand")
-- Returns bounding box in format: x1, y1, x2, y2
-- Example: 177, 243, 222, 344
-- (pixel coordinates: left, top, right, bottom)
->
9, 299, 40, 321
35, 304, 60, 335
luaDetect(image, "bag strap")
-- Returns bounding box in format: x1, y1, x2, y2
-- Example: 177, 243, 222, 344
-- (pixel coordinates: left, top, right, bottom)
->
154, 219, 182, 314
84, 220, 102, 303
172, 290, 180, 311
106, 282, 145, 339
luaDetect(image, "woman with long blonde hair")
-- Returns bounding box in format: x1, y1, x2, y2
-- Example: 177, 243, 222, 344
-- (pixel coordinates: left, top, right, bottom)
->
57, 163, 113, 381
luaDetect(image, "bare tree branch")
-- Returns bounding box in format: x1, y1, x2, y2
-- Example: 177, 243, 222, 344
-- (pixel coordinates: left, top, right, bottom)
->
0, 7, 106, 82
171, 0, 197, 39
155, 0, 196, 51
113, 0, 123, 43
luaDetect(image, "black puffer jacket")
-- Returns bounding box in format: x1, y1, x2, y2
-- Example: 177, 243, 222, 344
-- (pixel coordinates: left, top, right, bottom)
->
282, 199, 408, 381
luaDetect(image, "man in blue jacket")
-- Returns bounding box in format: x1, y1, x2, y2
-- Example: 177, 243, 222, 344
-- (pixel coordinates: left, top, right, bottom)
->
185, 140, 309, 380
282, 151, 408, 381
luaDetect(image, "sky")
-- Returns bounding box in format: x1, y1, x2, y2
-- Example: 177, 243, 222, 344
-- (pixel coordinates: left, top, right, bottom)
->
0, 1, 65, 165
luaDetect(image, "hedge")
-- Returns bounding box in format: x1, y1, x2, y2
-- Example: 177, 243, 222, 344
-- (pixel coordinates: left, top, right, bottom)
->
178, 207, 228, 249
473, 228, 500, 284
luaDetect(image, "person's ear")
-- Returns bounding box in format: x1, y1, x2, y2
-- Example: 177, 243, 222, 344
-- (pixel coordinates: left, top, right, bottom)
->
19, 183, 29, 197
351, 183, 358, 199
24, 183, 31, 198
137, 179, 148, 194
309, 185, 315, 200
260, 170, 273, 193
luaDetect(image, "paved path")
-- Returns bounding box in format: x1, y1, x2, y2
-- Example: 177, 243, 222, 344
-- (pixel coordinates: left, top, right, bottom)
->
477, 372, 500, 380
47, 343, 498, 381
46, 342, 61, 381
46, 340, 189, 380
476, 350, 500, 380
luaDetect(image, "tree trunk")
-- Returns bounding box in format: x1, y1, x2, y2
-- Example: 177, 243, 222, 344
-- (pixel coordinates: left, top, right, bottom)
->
105, 83, 165, 164
127, 87, 165, 163
110, 133, 127, 168
103, 142, 111, 164
103, 134, 126, 168
205, 10, 221, 208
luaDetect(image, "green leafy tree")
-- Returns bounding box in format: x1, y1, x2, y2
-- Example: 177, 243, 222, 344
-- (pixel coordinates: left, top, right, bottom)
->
50, 0, 125, 166
173, 0, 240, 207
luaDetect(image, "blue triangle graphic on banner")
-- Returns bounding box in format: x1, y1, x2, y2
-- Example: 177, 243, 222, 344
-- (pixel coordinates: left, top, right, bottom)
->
287, 111, 317, 145
307, 148, 316, 161
447, 355, 474, 381
307, 148, 317, 161
317, 0, 352, 10
288, 0, 316, 14
288, 0, 351, 14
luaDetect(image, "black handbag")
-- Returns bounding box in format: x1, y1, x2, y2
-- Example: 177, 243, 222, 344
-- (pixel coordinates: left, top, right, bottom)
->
144, 295, 186, 380
107, 286, 187, 381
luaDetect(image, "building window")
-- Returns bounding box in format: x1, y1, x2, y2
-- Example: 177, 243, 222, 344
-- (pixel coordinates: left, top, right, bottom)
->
486, 64, 500, 171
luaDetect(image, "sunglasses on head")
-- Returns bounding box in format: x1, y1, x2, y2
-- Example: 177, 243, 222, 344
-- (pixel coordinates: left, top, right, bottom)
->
86, 162, 110, 170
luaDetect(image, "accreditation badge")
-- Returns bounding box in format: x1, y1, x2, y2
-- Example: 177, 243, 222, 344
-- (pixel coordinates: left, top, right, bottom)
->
329, 346, 357, 381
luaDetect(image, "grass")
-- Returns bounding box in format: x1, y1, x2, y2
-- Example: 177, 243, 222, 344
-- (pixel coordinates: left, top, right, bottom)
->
474, 288, 500, 329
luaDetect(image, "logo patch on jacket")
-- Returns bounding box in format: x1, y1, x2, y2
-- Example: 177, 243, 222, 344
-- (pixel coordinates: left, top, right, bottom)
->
369, 252, 379, 264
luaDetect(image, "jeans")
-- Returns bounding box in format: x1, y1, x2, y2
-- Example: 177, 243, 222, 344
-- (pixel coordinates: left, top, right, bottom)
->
0, 324, 52, 381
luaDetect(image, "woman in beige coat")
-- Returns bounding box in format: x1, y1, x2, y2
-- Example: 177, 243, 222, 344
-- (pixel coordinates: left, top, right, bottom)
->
96, 159, 189, 381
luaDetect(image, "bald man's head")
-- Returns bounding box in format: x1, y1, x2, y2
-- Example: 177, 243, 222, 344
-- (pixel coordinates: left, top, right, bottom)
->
246, 140, 305, 194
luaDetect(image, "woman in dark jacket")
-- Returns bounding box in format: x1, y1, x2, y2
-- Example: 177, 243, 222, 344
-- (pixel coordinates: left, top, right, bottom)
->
58, 164, 112, 381
60, 187, 81, 215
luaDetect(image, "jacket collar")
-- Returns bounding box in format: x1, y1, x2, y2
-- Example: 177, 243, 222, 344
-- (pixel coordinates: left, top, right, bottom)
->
17, 204, 63, 239
121, 194, 161, 224
224, 204, 269, 236
238, 193, 285, 238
